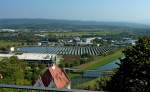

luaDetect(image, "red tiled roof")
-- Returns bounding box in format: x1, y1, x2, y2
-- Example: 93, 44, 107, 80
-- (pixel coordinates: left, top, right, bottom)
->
49, 65, 70, 88
41, 64, 70, 89
41, 70, 52, 87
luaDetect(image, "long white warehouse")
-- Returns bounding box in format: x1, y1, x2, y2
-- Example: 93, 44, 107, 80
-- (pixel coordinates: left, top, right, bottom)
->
0, 53, 60, 64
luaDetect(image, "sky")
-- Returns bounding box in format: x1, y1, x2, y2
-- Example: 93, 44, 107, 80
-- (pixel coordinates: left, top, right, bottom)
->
0, 0, 150, 24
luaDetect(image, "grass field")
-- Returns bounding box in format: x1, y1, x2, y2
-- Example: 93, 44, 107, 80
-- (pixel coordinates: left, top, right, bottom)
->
75, 77, 110, 90
68, 73, 81, 79
75, 78, 99, 89
0, 40, 21, 48
0, 57, 4, 61
75, 49, 123, 71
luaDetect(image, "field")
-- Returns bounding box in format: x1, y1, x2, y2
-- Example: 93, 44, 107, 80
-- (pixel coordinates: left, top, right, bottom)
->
0, 40, 21, 48
0, 57, 3, 61
75, 77, 110, 90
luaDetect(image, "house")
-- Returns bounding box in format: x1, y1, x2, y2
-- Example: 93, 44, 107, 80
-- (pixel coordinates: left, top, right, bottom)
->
85, 37, 95, 44
34, 64, 71, 89
39, 41, 49, 46
74, 37, 81, 42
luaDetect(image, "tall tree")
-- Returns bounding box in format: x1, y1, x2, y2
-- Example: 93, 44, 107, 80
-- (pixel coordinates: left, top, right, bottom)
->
0, 56, 29, 85
105, 36, 150, 92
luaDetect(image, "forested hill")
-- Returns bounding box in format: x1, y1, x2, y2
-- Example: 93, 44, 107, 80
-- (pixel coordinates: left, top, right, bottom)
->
0, 19, 150, 34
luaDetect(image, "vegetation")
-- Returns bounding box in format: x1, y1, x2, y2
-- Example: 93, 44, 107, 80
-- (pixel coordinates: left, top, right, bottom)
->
59, 54, 94, 68
0, 40, 21, 51
0, 57, 3, 61
75, 49, 123, 71
46, 31, 122, 38
0, 57, 30, 85
63, 49, 123, 79
75, 77, 110, 91
105, 36, 150, 92
0, 56, 46, 92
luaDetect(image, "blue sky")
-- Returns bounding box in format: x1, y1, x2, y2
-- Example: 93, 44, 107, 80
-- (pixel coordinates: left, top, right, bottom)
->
0, 0, 150, 24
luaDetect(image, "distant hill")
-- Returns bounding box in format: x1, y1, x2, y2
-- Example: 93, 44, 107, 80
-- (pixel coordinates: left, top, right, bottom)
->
0, 19, 150, 30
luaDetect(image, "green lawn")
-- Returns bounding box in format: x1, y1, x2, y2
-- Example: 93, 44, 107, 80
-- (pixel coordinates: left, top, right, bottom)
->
75, 77, 99, 89
75, 49, 123, 71
75, 77, 110, 90
68, 73, 81, 79
0, 57, 3, 61
0, 40, 21, 48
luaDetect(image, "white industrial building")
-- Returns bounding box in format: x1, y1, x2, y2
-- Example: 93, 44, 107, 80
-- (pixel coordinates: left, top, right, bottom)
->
0, 53, 61, 64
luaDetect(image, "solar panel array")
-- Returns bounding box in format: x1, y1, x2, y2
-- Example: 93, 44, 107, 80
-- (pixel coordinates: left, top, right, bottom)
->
19, 46, 116, 56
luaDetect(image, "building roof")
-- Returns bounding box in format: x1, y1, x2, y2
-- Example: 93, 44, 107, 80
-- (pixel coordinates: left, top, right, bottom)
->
0, 53, 57, 61
49, 65, 70, 88
35, 64, 70, 89
18, 53, 57, 61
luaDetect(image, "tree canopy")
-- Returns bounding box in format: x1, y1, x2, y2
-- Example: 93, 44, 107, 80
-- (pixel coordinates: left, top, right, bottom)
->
105, 36, 150, 92
0, 56, 30, 85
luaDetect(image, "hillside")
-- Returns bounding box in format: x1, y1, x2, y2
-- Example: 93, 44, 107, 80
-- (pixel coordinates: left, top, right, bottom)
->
0, 19, 149, 28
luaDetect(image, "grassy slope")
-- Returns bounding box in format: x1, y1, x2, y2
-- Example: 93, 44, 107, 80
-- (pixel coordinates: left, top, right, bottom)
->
75, 49, 123, 71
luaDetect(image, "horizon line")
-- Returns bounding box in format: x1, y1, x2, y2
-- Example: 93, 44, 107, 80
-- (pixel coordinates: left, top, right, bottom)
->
0, 18, 149, 25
